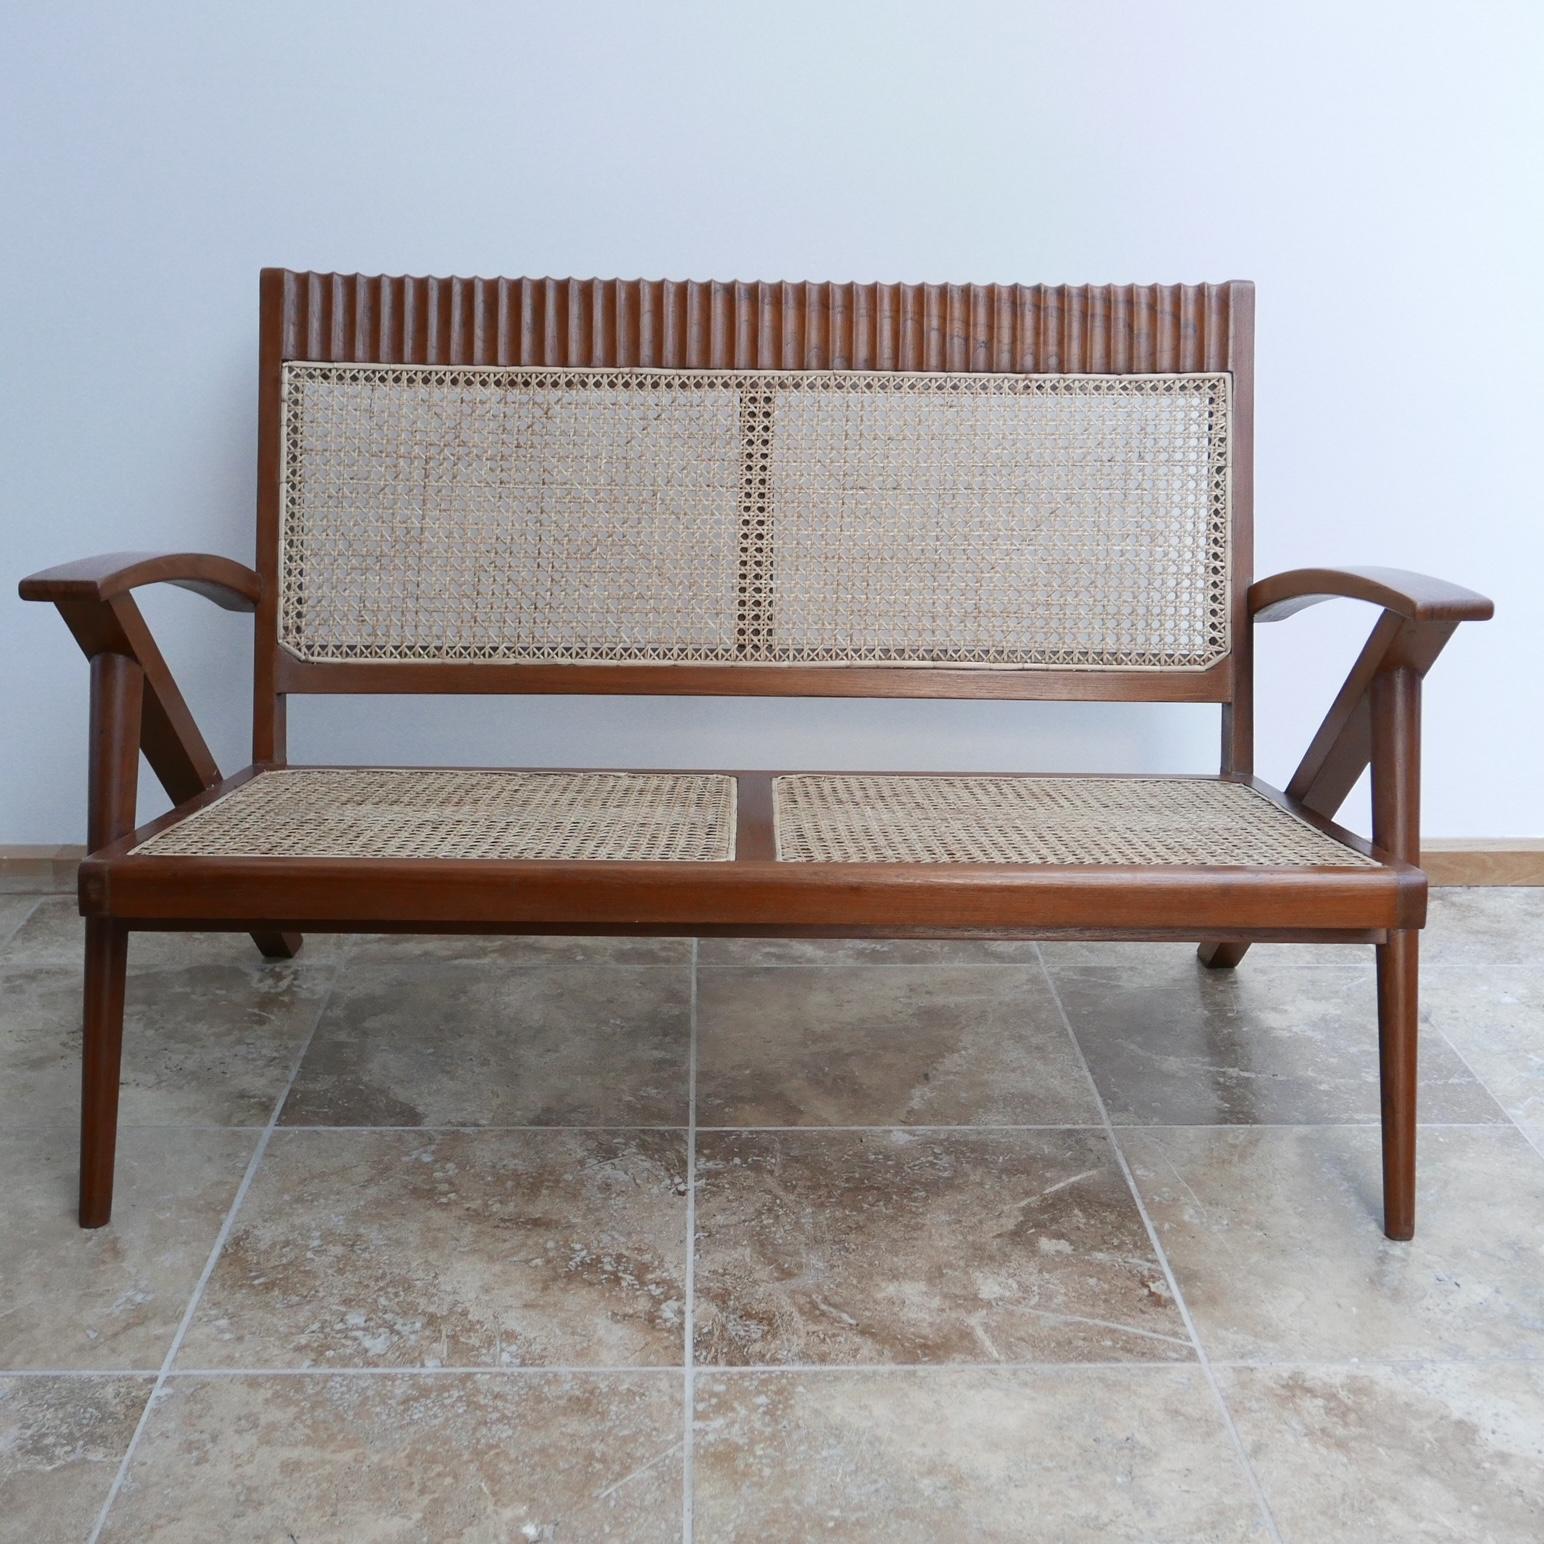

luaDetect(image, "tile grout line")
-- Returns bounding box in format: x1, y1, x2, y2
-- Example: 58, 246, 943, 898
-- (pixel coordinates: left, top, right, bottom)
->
696, 956, 1544, 972
2, 1369, 165, 1379
1032, 943, 1286, 1544
697, 959, 1369, 970
0, 894, 45, 952
16, 1348, 1544, 1381
270, 1122, 692, 1133
1428, 1017, 1544, 1168
695, 1121, 1506, 1133
682, 939, 699, 1544
86, 960, 342, 1544
2, 1118, 1513, 1139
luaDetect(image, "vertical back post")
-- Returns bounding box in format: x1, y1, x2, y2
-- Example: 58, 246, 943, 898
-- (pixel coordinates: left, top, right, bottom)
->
1221, 279, 1255, 774
253, 267, 289, 764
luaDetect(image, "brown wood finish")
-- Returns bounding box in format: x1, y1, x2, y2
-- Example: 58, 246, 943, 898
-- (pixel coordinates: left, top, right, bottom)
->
82, 846, 1422, 934
1371, 666, 1422, 1240
254, 270, 288, 766
21, 574, 301, 963
67, 918, 1392, 946
1198, 569, 1480, 974
79, 920, 127, 1229
261, 273, 1249, 374
78, 650, 141, 1229
20, 551, 261, 610
1376, 930, 1419, 1240
19, 838, 1544, 887
273, 657, 1235, 703
1220, 280, 1255, 775
1251, 567, 1494, 625
255, 273, 1255, 713
1201, 577, 1440, 1238
86, 652, 143, 851
1196, 939, 1251, 969
18, 273, 1496, 1236
80, 770, 1423, 937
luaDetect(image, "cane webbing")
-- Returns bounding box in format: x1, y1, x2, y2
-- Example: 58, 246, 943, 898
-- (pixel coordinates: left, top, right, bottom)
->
773, 776, 1377, 868
278, 365, 1231, 671
131, 769, 737, 863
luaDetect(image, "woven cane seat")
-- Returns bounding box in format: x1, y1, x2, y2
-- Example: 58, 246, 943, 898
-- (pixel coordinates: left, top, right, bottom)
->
131, 769, 737, 863
131, 767, 1373, 871
773, 775, 1376, 868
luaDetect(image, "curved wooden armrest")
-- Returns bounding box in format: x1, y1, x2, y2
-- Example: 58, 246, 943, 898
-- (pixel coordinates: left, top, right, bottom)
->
1250, 566, 1493, 625
18, 551, 261, 612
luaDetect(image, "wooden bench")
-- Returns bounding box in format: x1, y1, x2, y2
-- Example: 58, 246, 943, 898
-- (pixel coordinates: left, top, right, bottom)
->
19, 272, 1492, 1237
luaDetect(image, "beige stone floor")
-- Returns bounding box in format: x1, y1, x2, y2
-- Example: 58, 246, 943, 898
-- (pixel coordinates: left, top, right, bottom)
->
1, 881, 1542, 1541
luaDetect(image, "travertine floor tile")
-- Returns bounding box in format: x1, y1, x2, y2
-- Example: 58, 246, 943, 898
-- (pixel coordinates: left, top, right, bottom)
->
0, 871, 73, 896
1422, 967, 1544, 1150
1039, 938, 1366, 968
0, 894, 42, 949
0, 1376, 151, 1541
1220, 1362, 1544, 1543
1123, 1125, 1544, 1362
1055, 962, 1502, 1126
694, 1367, 1265, 1542
348, 931, 691, 965
102, 1372, 681, 1542
0, 960, 332, 1129
282, 960, 688, 1127
1, 896, 345, 973
179, 1129, 688, 1369
696, 965, 1098, 1127
698, 936, 1042, 965
694, 1128, 1190, 1366
0, 1126, 257, 1370
1027, 887, 1544, 971
1, 888, 1538, 1538
1423, 887, 1544, 965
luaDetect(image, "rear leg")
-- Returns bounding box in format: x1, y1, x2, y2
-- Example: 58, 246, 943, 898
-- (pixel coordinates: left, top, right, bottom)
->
1197, 941, 1250, 969
252, 930, 303, 959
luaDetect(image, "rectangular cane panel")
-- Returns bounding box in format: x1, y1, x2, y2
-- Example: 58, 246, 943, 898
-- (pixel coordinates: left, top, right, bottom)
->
766, 376, 1230, 667
773, 775, 1377, 868
278, 364, 1231, 671
131, 768, 738, 863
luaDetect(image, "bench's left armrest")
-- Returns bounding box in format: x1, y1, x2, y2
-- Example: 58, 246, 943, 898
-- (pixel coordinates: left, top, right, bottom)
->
19, 550, 260, 612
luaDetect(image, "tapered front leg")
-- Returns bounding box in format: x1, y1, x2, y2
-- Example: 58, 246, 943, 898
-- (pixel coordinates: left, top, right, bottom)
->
80, 919, 129, 1227
1376, 928, 1418, 1241
1370, 665, 1421, 1240
79, 649, 142, 1227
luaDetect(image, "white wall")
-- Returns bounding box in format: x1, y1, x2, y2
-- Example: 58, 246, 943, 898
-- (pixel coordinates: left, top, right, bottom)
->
4, 0, 1539, 842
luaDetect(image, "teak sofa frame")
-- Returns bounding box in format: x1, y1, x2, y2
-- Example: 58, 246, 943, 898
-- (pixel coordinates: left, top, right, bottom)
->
19, 273, 1492, 1239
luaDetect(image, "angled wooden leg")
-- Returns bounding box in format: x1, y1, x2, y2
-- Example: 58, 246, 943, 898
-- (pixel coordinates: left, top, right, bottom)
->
79, 650, 142, 1228
1376, 928, 1418, 1240
1198, 940, 1250, 969
80, 919, 129, 1227
1370, 665, 1421, 1242
252, 930, 303, 960
57, 598, 299, 965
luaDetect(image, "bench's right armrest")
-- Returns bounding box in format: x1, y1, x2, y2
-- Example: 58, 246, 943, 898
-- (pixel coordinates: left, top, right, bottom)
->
19, 551, 260, 612
1249, 566, 1493, 625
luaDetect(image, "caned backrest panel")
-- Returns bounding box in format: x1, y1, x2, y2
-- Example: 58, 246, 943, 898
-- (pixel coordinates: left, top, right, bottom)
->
277, 364, 1231, 669
257, 274, 1255, 709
